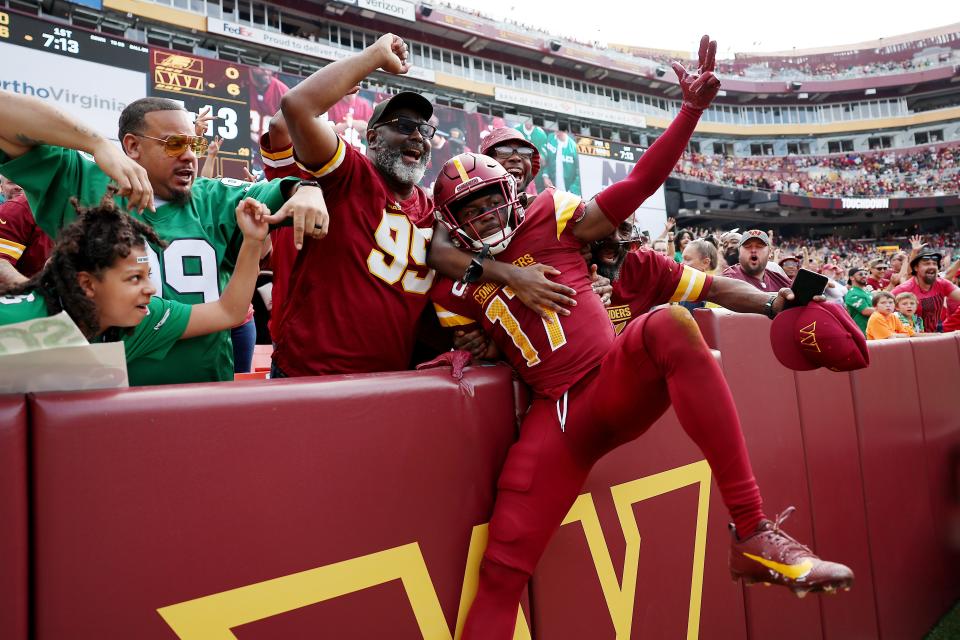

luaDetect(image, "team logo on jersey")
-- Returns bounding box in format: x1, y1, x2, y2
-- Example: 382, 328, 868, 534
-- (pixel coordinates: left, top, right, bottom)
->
607, 305, 632, 335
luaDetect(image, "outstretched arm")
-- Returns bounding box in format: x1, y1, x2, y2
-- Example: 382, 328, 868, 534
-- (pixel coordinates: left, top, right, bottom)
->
573, 35, 720, 243
280, 34, 408, 169
0, 91, 153, 212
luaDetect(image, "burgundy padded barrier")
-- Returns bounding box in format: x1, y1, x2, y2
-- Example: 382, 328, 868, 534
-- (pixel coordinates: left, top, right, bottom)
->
0, 395, 28, 640
531, 408, 747, 640
793, 368, 880, 640
700, 311, 824, 640
850, 339, 948, 639
910, 334, 960, 609
30, 366, 520, 640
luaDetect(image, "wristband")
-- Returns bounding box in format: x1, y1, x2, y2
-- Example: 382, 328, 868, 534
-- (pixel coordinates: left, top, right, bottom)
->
763, 293, 778, 319
298, 179, 320, 189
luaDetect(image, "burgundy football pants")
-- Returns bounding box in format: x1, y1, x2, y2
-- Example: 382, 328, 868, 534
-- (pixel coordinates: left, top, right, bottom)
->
463, 305, 765, 639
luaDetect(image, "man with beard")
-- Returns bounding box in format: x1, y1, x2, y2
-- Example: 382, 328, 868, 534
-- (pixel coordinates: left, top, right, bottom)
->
719, 229, 741, 268
722, 229, 792, 292
0, 92, 324, 385
892, 248, 960, 332
271, 35, 562, 375
845, 266, 875, 335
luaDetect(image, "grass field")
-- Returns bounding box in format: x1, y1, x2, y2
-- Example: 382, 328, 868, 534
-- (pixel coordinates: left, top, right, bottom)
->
926, 602, 960, 640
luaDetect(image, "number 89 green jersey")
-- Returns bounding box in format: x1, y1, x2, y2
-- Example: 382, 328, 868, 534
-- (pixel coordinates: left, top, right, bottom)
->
0, 145, 295, 386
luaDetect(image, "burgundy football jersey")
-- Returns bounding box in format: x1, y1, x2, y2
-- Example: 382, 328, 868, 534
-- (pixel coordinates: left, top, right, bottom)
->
607, 249, 713, 334
272, 137, 435, 376
432, 189, 612, 399
0, 195, 52, 278
258, 133, 312, 343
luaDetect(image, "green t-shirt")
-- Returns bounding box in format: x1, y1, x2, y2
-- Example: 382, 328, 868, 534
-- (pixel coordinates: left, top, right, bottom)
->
844, 286, 872, 335
0, 291, 191, 380
0, 145, 295, 385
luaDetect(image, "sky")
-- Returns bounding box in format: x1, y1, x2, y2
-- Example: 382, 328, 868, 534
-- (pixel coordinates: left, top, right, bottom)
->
467, 0, 957, 58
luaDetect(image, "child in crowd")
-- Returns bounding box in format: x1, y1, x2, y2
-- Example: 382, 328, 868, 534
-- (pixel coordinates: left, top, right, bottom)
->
866, 291, 913, 340
894, 292, 924, 334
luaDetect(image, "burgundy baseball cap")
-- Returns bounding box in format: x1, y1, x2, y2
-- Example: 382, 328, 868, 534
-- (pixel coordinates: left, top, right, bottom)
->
770, 301, 869, 372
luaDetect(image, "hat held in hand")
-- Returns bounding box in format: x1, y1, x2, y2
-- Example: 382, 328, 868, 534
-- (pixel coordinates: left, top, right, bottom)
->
770, 301, 869, 372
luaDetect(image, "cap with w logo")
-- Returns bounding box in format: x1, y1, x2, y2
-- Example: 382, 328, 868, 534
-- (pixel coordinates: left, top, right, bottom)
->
770, 301, 869, 372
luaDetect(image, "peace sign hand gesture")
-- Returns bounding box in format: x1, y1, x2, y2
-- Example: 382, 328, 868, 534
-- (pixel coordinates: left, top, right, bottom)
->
671, 35, 721, 112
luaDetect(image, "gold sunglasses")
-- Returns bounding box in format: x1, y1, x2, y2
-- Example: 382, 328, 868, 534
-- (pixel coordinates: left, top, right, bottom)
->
135, 133, 209, 157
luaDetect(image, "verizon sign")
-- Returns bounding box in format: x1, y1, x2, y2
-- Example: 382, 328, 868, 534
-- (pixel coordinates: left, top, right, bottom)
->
358, 0, 416, 22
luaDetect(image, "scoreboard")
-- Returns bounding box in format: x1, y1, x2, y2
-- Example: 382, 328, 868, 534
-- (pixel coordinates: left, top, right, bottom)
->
149, 49, 252, 179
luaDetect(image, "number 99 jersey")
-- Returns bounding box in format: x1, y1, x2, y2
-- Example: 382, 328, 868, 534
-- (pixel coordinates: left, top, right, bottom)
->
431, 189, 614, 400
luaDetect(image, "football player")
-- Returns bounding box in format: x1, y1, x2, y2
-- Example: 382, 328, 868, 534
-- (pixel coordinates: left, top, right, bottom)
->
428, 36, 854, 638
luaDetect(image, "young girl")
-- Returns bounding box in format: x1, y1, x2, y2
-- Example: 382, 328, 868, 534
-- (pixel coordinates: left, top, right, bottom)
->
866, 291, 913, 340
0, 189, 269, 384
894, 291, 924, 334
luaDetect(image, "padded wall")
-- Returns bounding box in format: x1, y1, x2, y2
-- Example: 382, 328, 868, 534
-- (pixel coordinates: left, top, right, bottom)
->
30, 366, 522, 640
0, 395, 28, 640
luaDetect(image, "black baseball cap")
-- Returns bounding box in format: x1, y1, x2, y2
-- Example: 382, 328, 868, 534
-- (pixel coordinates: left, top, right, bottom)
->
909, 248, 943, 272
367, 91, 433, 130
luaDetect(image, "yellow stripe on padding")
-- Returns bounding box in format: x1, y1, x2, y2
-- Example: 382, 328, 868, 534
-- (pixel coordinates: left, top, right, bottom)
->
553, 190, 582, 239
452, 156, 470, 183
669, 266, 707, 303
295, 137, 346, 178
0, 238, 25, 260
433, 303, 476, 328
260, 146, 294, 161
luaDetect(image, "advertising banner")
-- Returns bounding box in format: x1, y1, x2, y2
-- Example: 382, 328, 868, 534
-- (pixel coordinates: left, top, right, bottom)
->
0, 10, 148, 141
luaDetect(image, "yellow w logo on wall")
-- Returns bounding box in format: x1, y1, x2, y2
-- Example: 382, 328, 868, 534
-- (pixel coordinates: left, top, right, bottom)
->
158, 461, 711, 640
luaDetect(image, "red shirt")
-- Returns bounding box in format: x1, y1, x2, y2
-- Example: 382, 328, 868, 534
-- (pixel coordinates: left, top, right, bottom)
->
866, 276, 889, 291
892, 277, 958, 332
608, 249, 713, 334
273, 137, 435, 376
258, 132, 311, 344
722, 264, 792, 292
432, 189, 613, 399
0, 195, 52, 278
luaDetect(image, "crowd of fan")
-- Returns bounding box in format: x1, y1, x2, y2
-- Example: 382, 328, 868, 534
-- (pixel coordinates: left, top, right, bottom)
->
653, 221, 960, 337
673, 145, 960, 197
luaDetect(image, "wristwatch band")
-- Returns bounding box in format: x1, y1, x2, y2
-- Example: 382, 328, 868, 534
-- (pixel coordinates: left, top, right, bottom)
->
763, 293, 778, 319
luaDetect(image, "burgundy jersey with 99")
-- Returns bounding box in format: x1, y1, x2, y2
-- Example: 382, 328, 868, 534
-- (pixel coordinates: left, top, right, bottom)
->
432, 189, 612, 399
272, 137, 435, 376
607, 249, 713, 334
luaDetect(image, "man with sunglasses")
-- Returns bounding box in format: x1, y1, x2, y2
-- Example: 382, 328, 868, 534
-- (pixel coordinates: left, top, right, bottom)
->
0, 91, 326, 385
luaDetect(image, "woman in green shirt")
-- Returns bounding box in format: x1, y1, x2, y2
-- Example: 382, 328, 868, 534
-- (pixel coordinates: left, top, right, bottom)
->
0, 189, 269, 382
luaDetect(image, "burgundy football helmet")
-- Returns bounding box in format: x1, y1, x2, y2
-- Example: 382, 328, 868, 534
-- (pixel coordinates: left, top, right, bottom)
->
433, 152, 525, 255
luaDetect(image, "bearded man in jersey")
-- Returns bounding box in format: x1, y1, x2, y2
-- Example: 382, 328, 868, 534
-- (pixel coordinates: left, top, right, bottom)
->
0, 91, 325, 385
428, 36, 853, 638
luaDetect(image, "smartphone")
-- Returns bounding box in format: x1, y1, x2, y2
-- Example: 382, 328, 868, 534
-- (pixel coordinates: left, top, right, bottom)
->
787, 268, 829, 308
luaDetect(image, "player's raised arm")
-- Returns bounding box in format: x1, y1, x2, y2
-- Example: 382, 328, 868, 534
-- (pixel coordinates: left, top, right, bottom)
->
573, 35, 720, 243
280, 33, 410, 169
0, 90, 153, 212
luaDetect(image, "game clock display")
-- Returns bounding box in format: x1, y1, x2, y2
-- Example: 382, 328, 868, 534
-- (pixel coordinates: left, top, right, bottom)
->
0, 10, 148, 72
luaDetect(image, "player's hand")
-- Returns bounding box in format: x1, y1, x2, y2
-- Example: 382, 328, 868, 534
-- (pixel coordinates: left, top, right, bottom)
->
589, 264, 613, 306
453, 328, 498, 360
506, 263, 577, 319
376, 34, 410, 75
263, 184, 329, 249
92, 139, 154, 213
235, 197, 270, 242
671, 35, 720, 112
195, 106, 214, 137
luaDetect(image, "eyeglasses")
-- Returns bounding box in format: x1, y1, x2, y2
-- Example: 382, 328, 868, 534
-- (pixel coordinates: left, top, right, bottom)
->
372, 116, 436, 140
134, 133, 209, 157
491, 145, 535, 159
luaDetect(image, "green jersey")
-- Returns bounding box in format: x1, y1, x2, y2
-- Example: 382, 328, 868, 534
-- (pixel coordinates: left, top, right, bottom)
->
0, 291, 191, 375
844, 286, 872, 335
0, 145, 295, 385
